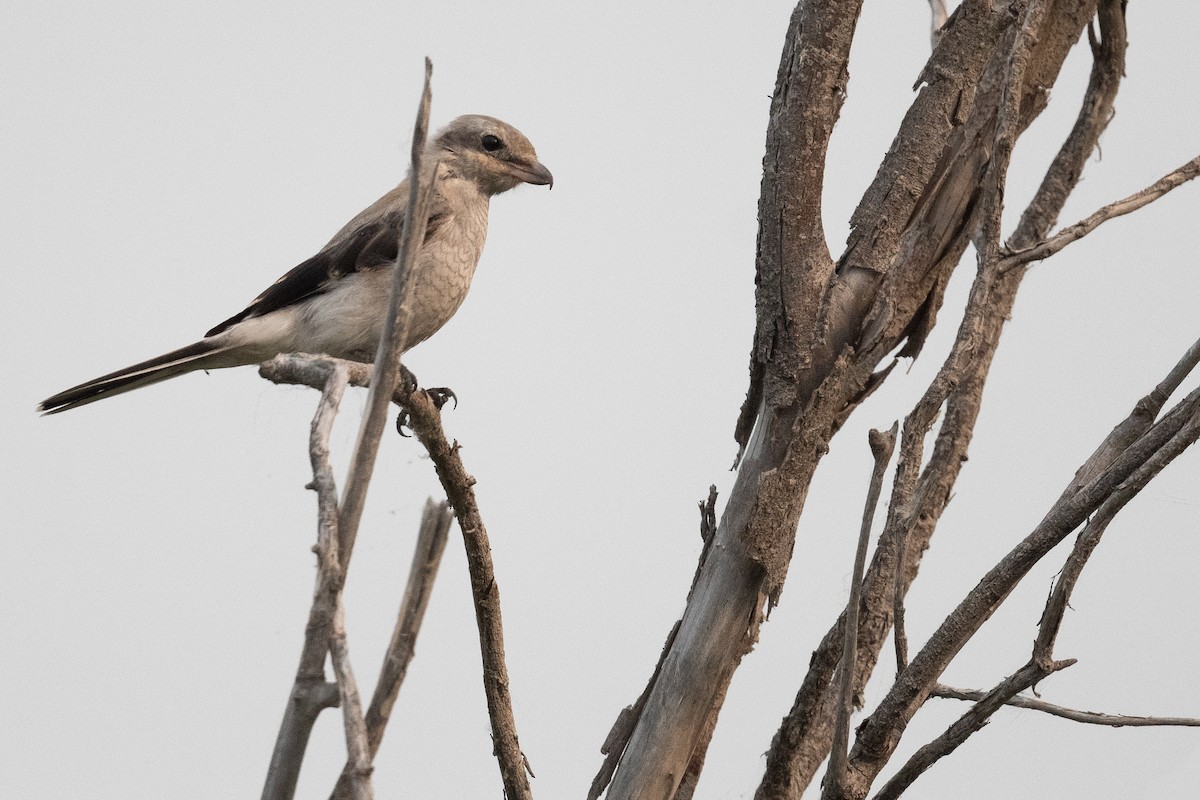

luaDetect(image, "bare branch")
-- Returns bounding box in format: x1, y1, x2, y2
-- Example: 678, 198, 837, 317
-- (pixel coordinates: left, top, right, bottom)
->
330, 499, 453, 800
366, 499, 452, 753
307, 365, 373, 800
755, 4, 1111, 792
337, 58, 437, 568
409, 405, 535, 799
932, 685, 1200, 728
262, 365, 350, 800
1000, 155, 1200, 270
875, 426, 1200, 800
329, 593, 373, 800
261, 353, 534, 800
825, 425, 897, 800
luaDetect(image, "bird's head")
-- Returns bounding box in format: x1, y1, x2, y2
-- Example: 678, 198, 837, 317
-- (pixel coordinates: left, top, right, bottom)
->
433, 115, 553, 196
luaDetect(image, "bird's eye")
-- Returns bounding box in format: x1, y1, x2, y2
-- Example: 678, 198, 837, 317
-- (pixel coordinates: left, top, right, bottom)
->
481, 134, 504, 152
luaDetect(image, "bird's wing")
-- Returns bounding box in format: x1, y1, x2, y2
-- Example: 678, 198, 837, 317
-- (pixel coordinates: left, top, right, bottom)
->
205, 204, 448, 338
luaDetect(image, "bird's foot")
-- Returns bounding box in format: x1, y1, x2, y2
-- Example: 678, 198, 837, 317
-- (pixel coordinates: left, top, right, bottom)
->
395, 385, 457, 436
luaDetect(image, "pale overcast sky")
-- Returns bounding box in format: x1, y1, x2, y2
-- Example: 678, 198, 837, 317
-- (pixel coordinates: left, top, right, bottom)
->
3, 2, 1198, 799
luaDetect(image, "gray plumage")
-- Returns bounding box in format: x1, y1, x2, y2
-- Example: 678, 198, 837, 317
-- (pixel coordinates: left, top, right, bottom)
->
38, 115, 552, 414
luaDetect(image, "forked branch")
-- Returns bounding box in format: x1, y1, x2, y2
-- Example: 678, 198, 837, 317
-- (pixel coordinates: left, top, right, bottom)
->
261, 354, 534, 800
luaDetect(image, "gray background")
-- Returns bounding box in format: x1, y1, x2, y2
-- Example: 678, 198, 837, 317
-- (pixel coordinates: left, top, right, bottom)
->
3, 2, 1197, 798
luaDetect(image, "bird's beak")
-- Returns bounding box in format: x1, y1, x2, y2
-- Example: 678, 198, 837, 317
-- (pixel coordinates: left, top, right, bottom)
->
508, 159, 554, 188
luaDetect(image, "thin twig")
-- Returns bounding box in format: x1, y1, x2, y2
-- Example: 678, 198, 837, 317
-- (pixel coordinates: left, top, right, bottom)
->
330, 499, 452, 800
308, 365, 373, 800
1000, 155, 1200, 271
337, 58, 437, 566
825, 425, 897, 799
329, 593, 374, 800
405, 397, 535, 799
1009, 0, 1127, 249
933, 685, 1200, 727
367, 500, 452, 751
261, 365, 350, 800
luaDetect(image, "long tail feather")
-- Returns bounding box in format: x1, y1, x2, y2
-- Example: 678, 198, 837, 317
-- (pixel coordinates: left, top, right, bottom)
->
38, 339, 238, 414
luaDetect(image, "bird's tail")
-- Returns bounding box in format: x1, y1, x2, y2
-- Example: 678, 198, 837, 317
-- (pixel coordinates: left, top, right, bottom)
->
38, 338, 239, 414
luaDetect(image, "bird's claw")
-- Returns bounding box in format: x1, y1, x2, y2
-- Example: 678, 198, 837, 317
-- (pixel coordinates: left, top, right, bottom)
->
396, 410, 414, 437
425, 387, 457, 410
399, 365, 420, 396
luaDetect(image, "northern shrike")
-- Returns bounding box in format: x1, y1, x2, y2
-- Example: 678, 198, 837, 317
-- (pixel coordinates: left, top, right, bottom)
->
39, 115, 552, 414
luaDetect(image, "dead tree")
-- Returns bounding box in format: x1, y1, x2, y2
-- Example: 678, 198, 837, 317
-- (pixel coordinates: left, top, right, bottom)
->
592, 2, 1200, 798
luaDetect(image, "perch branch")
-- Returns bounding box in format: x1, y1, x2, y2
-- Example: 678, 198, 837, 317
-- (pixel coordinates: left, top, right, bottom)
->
260, 353, 534, 800
261, 365, 351, 800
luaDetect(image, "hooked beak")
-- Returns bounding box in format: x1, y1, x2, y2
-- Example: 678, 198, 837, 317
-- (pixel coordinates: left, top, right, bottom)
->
508, 159, 554, 188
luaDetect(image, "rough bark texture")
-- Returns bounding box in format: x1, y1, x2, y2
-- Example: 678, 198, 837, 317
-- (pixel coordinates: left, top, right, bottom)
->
595, 2, 1194, 799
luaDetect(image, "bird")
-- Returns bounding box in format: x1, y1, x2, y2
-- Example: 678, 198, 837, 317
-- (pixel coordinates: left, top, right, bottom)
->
38, 114, 552, 414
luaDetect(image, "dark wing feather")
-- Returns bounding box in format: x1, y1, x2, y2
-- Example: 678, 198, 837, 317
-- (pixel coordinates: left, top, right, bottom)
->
204, 205, 450, 338
205, 214, 403, 337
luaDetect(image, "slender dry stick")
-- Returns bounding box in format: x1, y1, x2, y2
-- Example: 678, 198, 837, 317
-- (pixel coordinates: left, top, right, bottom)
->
404, 398, 535, 800
978, 0, 1051, 262
262, 365, 350, 800
932, 685, 1200, 727
329, 593, 374, 800
260, 353, 535, 800
364, 501, 452, 753
307, 366, 374, 800
999, 155, 1200, 271
330, 499, 453, 800
825, 425, 897, 800
337, 57, 437, 564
